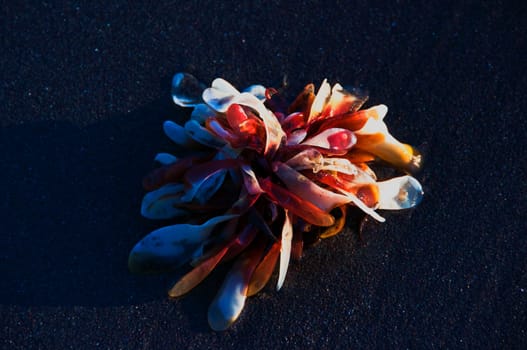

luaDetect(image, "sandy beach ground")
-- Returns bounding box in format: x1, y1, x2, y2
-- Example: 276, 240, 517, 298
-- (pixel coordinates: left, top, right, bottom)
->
1, 2, 525, 348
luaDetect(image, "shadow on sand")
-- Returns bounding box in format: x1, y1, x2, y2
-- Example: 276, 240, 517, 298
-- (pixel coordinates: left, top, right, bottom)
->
0, 95, 201, 308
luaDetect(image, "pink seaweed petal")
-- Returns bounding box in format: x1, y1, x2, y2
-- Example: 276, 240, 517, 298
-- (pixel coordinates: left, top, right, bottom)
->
301, 128, 357, 152
273, 161, 350, 212
259, 177, 335, 227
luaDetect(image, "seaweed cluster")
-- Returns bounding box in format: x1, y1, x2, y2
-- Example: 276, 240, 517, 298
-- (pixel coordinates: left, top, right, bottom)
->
129, 73, 423, 330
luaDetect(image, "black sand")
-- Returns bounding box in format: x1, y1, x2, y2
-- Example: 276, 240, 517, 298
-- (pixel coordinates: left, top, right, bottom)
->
1, 1, 526, 348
